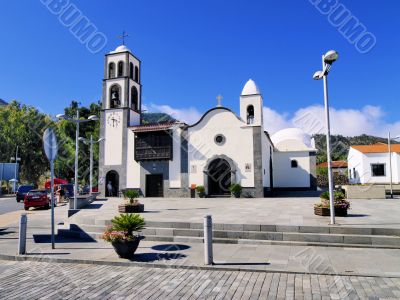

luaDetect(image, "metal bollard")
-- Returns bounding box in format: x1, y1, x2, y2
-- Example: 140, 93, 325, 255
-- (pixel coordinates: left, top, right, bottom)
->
203, 215, 213, 265
18, 214, 27, 255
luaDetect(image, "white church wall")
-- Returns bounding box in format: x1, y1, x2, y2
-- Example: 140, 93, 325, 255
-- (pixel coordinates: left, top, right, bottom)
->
169, 127, 182, 188
188, 109, 254, 187
273, 151, 311, 188
126, 129, 141, 188
104, 110, 123, 166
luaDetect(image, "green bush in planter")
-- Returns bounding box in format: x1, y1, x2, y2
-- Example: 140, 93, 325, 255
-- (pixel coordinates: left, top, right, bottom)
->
229, 184, 242, 197
111, 213, 145, 236
317, 191, 350, 209
196, 185, 205, 197
123, 190, 140, 205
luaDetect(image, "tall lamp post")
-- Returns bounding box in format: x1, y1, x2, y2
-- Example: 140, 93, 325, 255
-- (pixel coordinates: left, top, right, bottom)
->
78, 135, 105, 195
10, 145, 21, 193
313, 50, 339, 225
56, 110, 99, 209
388, 132, 400, 198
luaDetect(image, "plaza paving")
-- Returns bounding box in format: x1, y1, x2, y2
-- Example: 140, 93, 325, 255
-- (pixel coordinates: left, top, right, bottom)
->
1, 259, 400, 299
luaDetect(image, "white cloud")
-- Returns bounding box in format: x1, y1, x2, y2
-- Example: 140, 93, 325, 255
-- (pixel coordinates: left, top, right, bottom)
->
145, 102, 399, 137
265, 104, 400, 137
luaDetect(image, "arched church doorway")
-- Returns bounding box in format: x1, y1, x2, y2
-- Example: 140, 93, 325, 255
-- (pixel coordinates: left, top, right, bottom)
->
105, 170, 119, 197
207, 158, 231, 196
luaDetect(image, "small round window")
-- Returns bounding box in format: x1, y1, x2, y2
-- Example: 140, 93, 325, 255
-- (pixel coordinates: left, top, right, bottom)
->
214, 134, 226, 145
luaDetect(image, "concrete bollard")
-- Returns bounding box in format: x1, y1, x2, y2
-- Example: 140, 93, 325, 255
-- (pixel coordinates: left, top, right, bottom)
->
204, 215, 213, 265
18, 214, 27, 255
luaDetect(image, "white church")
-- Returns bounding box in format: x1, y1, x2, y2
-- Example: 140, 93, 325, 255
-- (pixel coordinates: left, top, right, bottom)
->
99, 45, 317, 198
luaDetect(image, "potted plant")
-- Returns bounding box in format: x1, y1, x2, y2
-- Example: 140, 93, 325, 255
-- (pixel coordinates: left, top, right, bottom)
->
196, 185, 206, 198
119, 190, 144, 213
229, 183, 242, 198
314, 191, 350, 217
102, 213, 146, 258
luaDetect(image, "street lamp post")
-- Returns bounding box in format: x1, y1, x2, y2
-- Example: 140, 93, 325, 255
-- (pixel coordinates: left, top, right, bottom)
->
313, 50, 339, 225
56, 110, 99, 209
388, 132, 400, 198
10, 145, 21, 193
79, 135, 104, 195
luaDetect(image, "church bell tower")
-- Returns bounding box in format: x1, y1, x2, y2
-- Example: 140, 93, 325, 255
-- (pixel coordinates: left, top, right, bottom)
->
99, 42, 142, 197
240, 79, 263, 126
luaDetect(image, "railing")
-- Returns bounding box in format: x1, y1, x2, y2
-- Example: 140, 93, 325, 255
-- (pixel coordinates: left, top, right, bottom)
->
135, 146, 172, 161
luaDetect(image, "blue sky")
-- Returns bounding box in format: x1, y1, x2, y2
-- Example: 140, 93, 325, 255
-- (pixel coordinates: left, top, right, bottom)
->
0, 0, 399, 136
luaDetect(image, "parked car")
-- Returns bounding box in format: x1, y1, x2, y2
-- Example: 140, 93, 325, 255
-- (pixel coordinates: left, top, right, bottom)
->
16, 185, 34, 202
24, 189, 50, 210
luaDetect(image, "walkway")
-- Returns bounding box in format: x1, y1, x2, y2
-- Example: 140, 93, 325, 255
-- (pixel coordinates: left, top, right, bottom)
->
1, 260, 400, 299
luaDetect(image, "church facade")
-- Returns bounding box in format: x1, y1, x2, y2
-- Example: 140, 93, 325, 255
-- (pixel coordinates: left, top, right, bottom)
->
99, 45, 317, 198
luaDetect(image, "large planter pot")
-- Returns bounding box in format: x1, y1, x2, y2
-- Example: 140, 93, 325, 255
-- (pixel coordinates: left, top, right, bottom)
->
118, 204, 144, 213
314, 207, 348, 217
111, 237, 143, 259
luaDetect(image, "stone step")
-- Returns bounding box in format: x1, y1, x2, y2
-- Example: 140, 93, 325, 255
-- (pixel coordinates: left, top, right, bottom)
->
57, 229, 400, 249
62, 223, 400, 248
73, 219, 400, 237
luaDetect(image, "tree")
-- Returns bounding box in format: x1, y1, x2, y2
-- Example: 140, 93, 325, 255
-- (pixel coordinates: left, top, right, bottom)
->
0, 101, 52, 184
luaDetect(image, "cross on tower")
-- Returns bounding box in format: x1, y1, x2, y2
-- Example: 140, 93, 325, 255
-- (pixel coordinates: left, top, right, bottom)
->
118, 30, 129, 45
216, 95, 223, 107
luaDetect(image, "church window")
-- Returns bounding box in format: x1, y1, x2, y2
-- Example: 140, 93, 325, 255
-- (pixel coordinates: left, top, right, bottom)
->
247, 105, 254, 124
291, 160, 298, 168
108, 62, 115, 78
117, 61, 124, 77
131, 86, 138, 111
129, 62, 134, 79
134, 66, 139, 82
110, 85, 121, 108
214, 134, 226, 145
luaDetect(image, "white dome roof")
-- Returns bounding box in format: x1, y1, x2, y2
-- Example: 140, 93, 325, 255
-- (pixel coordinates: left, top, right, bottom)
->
241, 79, 260, 96
110, 45, 130, 54
271, 128, 314, 151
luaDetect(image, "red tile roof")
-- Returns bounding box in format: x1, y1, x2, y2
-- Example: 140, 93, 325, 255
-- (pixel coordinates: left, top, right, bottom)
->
129, 122, 183, 132
317, 160, 348, 168
351, 143, 400, 154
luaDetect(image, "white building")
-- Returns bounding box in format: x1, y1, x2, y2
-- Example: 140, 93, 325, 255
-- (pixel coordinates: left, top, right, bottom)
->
99, 45, 317, 197
348, 143, 400, 184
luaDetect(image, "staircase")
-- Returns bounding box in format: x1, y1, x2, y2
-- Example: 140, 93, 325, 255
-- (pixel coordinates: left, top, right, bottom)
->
59, 217, 400, 249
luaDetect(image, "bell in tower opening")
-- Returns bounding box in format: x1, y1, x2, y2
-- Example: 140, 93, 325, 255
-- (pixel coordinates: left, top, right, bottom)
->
110, 85, 121, 108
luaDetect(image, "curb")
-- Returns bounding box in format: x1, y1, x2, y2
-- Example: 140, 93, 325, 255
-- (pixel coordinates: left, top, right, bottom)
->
0, 253, 398, 278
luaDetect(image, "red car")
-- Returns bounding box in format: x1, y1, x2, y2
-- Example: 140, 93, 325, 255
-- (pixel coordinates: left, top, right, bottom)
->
24, 189, 50, 210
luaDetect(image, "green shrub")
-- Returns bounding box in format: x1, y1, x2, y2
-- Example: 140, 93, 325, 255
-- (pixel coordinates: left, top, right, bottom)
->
196, 185, 205, 193
111, 213, 145, 236
229, 183, 242, 194
123, 190, 140, 205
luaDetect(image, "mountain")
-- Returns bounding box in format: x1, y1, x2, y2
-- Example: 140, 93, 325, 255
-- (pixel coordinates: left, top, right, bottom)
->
313, 134, 396, 164
141, 113, 176, 124
0, 99, 7, 106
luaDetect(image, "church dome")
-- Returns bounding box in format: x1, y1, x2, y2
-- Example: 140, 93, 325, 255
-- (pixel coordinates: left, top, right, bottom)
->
110, 45, 130, 53
241, 79, 260, 96
271, 128, 314, 151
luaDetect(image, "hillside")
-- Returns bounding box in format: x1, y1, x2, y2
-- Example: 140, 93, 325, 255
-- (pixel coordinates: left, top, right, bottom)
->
141, 113, 176, 124
313, 134, 396, 164
0, 99, 7, 106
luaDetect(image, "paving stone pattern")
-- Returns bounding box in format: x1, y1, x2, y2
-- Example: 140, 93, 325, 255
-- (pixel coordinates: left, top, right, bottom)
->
1, 260, 400, 299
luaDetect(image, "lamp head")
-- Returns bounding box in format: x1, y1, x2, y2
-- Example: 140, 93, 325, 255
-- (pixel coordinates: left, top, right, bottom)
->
323, 50, 339, 65
78, 137, 87, 143
98, 137, 105, 142
313, 71, 323, 80
56, 114, 66, 120
88, 115, 99, 121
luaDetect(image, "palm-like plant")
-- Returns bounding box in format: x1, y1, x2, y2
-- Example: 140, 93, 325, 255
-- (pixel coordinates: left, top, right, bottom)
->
111, 213, 145, 236
123, 190, 140, 205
